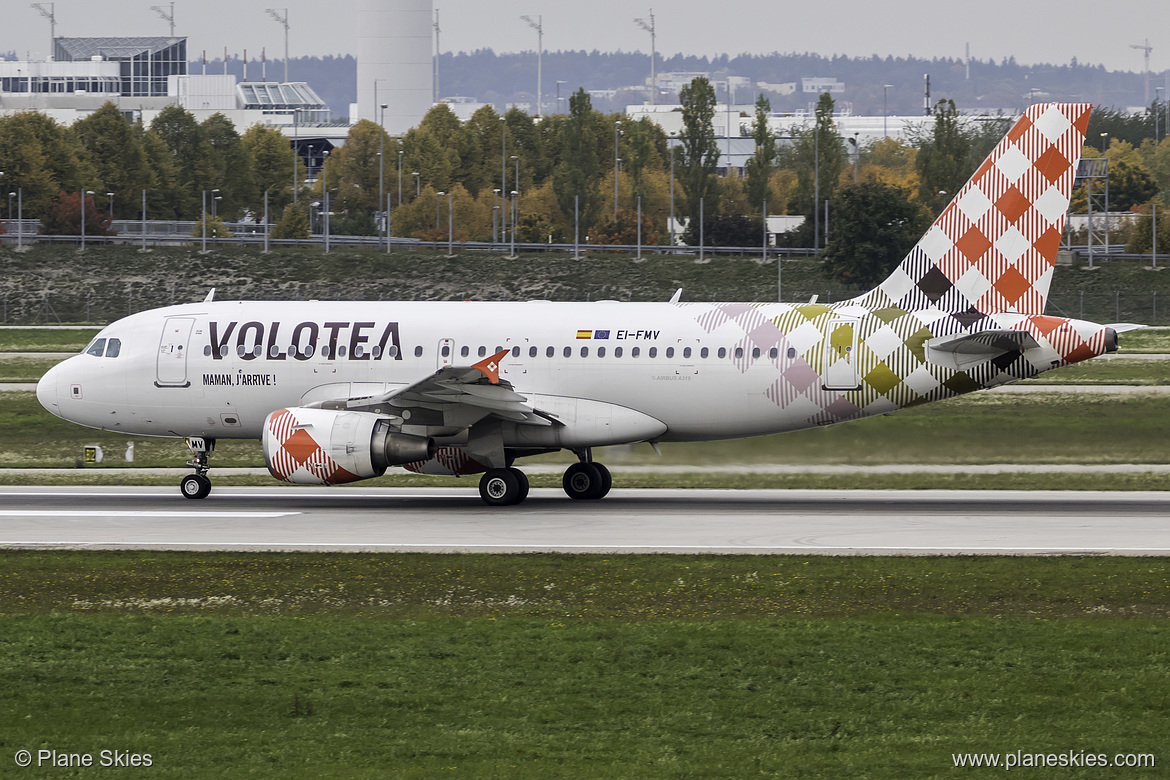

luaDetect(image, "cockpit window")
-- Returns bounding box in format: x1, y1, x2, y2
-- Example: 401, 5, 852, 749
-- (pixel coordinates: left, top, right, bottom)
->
105, 338, 121, 358
85, 338, 107, 357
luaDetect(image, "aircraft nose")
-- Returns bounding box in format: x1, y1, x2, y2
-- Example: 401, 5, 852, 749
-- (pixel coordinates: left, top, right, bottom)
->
37, 360, 64, 418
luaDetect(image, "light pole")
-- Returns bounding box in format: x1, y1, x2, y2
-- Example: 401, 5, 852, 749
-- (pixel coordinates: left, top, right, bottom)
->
493, 188, 501, 243
435, 191, 444, 230
1156, 87, 1163, 142
500, 116, 507, 226
7, 192, 13, 223
16, 188, 22, 251
81, 190, 94, 251
201, 190, 207, 252
413, 172, 420, 198
211, 188, 221, 219
669, 132, 676, 247
292, 111, 299, 204
107, 192, 115, 224
614, 120, 622, 217
848, 133, 859, 183
378, 102, 387, 244
883, 84, 893, 138
556, 80, 567, 113
814, 108, 820, 251
510, 190, 518, 258
1101, 132, 1109, 153
447, 191, 454, 256
397, 149, 403, 207
511, 154, 519, 228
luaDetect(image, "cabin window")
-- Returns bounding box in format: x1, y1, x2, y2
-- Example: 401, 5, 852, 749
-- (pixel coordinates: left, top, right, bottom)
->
85, 338, 106, 356
752, 347, 761, 359
734, 347, 744, 359
441, 345, 450, 358
614, 347, 623, 358
254, 345, 264, 358
220, 345, 230, 358
529, 346, 538, 358
649, 347, 657, 358
546, 346, 555, 358
386, 345, 397, 358
414, 345, 423, 358
478, 346, 487, 357
580, 346, 589, 358
563, 346, 571, 358
700, 347, 709, 359
371, 345, 382, 358
286, 346, 297, 357
203, 345, 212, 357
460, 346, 469, 358
631, 347, 640, 358
353, 346, 364, 358
666, 347, 675, 358
769, 347, 778, 359
788, 347, 797, 359
597, 346, 606, 358
236, 344, 247, 357
512, 346, 520, 357
269, 345, 281, 358
718, 347, 726, 359
682, 347, 691, 359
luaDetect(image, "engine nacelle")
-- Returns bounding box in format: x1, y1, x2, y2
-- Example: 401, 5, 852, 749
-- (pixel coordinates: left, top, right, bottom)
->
263, 407, 434, 485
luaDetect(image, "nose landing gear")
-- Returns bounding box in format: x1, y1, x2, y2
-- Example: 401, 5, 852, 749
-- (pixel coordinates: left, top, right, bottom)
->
181, 436, 215, 500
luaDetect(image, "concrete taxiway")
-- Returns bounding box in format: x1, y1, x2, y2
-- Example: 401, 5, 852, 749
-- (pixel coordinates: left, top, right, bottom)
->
1, 486, 1168, 555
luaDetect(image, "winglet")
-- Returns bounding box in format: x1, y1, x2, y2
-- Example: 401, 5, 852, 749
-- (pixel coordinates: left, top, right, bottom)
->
669, 288, 683, 304
472, 349, 510, 384
203, 288, 216, 303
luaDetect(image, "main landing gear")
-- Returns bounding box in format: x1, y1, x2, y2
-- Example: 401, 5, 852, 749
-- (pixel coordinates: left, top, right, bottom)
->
475, 450, 612, 506
181, 437, 215, 500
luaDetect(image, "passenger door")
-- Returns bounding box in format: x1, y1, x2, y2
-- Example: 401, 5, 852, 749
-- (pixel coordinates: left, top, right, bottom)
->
156, 317, 195, 387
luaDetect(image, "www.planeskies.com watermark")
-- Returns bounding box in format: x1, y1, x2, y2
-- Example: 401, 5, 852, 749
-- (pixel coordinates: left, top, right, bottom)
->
953, 750, 1155, 770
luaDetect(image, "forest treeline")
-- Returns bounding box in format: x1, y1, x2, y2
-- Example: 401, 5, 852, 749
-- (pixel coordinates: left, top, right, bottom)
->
2, 84, 1169, 284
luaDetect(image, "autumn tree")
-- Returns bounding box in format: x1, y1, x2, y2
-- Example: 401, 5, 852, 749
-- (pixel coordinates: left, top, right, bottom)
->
150, 106, 213, 218
241, 123, 294, 219
677, 76, 721, 233
40, 190, 114, 236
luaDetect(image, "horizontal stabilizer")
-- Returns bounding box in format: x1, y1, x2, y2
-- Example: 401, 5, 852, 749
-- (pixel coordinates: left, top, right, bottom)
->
925, 329, 1040, 371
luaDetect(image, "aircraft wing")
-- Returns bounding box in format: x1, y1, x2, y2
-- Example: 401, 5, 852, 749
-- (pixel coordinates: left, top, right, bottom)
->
323, 349, 559, 428
924, 329, 1042, 371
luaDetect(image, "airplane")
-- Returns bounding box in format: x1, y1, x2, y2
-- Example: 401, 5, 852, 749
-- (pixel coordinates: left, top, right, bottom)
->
38, 103, 1119, 506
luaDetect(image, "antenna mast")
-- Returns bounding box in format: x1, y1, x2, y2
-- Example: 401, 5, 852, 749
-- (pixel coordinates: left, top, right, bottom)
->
520, 15, 543, 118
266, 8, 289, 83
434, 9, 441, 103
634, 9, 656, 105
151, 2, 175, 36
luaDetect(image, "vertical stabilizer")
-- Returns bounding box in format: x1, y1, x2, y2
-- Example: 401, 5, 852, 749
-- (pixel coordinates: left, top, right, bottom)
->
857, 103, 1091, 315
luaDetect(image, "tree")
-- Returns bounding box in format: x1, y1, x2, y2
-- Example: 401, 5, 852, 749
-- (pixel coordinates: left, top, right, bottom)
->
150, 106, 213, 218
190, 213, 233, 238
915, 99, 971, 216
40, 191, 114, 236
202, 113, 253, 220
677, 76, 720, 231
591, 207, 660, 245
823, 181, 930, 287
745, 94, 775, 211
271, 202, 310, 240
241, 123, 294, 219
551, 89, 604, 235
0, 112, 91, 219
682, 213, 761, 247
72, 102, 152, 219
786, 93, 844, 218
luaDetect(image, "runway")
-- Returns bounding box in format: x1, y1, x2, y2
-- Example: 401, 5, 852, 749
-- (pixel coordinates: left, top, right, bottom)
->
1, 486, 1169, 555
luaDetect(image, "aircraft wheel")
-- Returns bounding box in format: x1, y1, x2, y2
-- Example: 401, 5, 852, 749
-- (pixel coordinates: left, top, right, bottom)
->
180, 474, 212, 500
593, 463, 612, 499
508, 467, 530, 503
479, 468, 523, 506
563, 462, 605, 500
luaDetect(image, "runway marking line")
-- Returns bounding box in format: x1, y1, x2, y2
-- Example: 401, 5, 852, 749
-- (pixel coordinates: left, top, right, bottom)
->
0, 511, 301, 519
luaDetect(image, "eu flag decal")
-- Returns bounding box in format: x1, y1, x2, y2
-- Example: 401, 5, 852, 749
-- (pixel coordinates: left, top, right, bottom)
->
593, 330, 610, 339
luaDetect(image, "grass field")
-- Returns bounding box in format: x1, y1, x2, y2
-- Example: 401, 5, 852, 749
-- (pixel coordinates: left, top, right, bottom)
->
1, 552, 1166, 778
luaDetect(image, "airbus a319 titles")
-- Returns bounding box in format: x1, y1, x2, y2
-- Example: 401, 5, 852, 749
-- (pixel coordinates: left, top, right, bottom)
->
38, 103, 1123, 506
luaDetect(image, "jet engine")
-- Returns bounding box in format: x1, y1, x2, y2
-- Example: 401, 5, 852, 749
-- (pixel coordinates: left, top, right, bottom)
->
262, 407, 434, 485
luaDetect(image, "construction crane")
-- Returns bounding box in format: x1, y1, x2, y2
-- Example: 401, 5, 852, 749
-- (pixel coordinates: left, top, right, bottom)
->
1131, 39, 1153, 105
30, 3, 55, 59
634, 10, 656, 106
151, 2, 175, 36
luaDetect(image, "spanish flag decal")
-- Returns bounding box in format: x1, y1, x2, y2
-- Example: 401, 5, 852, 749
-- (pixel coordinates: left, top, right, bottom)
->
576, 330, 592, 339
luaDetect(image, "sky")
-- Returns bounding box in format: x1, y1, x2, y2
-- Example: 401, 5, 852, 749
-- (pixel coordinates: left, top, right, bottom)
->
3, 0, 1167, 75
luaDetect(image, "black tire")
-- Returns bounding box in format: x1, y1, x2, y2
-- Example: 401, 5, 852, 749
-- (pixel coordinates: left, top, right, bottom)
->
563, 462, 604, 500
508, 467, 530, 503
181, 474, 211, 500
479, 468, 521, 506
593, 463, 612, 499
